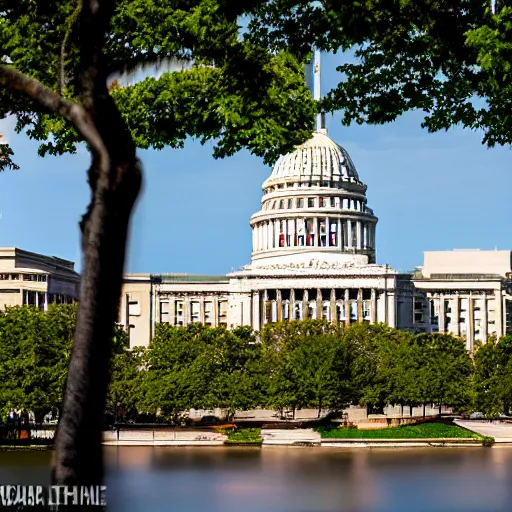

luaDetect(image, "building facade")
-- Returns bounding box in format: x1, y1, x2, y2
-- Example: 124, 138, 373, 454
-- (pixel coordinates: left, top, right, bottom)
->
413, 250, 512, 350
0, 247, 80, 311
119, 127, 511, 349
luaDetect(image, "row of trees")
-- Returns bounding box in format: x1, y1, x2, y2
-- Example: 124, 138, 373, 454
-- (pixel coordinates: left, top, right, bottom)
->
3, 305, 511, 421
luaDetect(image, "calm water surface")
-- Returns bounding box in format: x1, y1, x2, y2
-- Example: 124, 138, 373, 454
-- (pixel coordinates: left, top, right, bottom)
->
2, 447, 512, 512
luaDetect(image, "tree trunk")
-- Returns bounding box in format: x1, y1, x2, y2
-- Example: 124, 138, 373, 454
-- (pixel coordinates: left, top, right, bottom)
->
439, 403, 442, 418
317, 397, 322, 418
423, 404, 426, 418
52, 150, 141, 485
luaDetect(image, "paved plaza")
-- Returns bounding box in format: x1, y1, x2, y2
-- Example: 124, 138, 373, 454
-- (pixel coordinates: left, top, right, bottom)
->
455, 420, 512, 442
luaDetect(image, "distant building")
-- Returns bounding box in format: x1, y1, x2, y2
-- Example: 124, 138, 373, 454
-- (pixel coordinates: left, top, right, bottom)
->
413, 249, 512, 349
0, 247, 80, 311
118, 128, 512, 350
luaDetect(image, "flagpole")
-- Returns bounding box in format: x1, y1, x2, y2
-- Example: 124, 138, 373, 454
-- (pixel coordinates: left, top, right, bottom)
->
313, 49, 326, 132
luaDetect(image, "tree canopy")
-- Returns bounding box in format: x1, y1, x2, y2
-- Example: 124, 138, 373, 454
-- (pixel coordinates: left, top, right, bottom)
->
0, 0, 317, 170
248, 0, 512, 147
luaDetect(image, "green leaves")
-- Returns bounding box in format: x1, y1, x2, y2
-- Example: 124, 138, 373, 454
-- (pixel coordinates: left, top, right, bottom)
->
1, 0, 316, 167
0, 304, 76, 420
473, 335, 512, 418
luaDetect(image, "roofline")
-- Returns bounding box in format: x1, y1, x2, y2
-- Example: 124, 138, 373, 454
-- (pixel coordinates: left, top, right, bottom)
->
0, 247, 78, 274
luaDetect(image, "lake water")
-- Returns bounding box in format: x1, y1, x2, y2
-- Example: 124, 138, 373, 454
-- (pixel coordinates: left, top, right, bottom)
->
2, 446, 512, 512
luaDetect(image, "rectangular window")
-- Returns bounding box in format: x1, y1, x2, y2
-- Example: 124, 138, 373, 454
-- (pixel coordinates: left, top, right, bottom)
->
298, 198, 304, 208
330, 197, 336, 207
363, 301, 371, 321
287, 199, 293, 209
308, 198, 315, 208
159, 301, 169, 323
320, 197, 326, 207
175, 301, 184, 325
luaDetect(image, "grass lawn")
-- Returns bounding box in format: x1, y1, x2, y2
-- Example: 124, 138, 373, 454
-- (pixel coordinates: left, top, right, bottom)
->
225, 428, 262, 445
316, 422, 483, 439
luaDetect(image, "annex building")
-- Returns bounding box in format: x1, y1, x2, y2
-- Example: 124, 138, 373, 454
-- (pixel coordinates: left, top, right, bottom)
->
0, 247, 80, 310
119, 128, 512, 350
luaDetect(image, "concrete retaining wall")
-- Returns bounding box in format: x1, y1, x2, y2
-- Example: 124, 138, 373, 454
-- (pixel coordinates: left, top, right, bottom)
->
102, 430, 227, 446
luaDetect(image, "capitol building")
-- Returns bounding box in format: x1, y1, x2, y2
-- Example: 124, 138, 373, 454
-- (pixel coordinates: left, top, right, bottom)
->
119, 127, 512, 350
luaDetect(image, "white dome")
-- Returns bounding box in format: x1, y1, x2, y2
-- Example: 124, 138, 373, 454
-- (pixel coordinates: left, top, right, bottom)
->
250, 128, 377, 268
264, 130, 359, 187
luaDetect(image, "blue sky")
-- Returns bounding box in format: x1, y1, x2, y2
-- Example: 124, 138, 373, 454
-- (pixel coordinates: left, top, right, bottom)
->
0, 52, 510, 275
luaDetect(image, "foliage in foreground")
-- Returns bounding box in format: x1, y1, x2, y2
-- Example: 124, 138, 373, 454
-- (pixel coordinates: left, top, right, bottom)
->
316, 422, 482, 440
1, 309, 509, 421
0, 305, 127, 422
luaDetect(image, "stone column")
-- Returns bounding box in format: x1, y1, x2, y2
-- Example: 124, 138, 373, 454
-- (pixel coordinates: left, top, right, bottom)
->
261, 290, 268, 325
438, 295, 445, 333
482, 293, 488, 343
169, 295, 175, 326
496, 289, 503, 339
330, 289, 337, 325
468, 293, 474, 351
277, 290, 283, 322
371, 288, 377, 324
184, 297, 191, 326
316, 289, 322, 320
274, 220, 279, 248
363, 224, 368, 249
337, 219, 342, 249
344, 289, 350, 328
387, 292, 396, 328
303, 290, 309, 320
35, 292, 39, 309
290, 289, 295, 321
357, 222, 363, 250
357, 288, 363, 323
453, 295, 460, 336
213, 296, 219, 327
44, 292, 48, 312
252, 291, 260, 330
347, 220, 352, 249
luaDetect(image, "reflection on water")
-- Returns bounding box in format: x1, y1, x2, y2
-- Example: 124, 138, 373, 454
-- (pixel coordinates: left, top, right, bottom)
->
2, 447, 512, 512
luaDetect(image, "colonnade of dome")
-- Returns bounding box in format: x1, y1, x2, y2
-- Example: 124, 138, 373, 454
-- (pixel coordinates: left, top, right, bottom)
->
250, 129, 377, 266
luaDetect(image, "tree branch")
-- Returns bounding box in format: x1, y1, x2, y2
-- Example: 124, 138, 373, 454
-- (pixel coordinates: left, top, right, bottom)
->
0, 64, 108, 162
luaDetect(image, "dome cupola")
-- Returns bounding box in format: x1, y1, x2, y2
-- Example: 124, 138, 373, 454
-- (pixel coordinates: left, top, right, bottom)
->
249, 128, 378, 268
263, 129, 361, 189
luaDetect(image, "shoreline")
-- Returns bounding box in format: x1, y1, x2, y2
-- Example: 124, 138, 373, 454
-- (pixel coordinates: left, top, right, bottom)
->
0, 439, 488, 450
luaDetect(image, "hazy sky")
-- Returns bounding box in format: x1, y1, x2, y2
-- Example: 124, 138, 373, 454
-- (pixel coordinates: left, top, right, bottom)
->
0, 52, 510, 275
